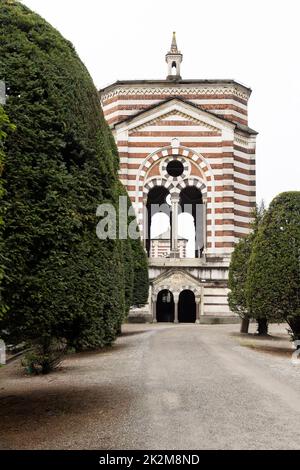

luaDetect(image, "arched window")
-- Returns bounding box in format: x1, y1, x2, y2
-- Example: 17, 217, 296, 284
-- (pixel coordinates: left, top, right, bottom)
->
178, 212, 195, 258
171, 61, 177, 75
180, 186, 204, 258
146, 186, 170, 257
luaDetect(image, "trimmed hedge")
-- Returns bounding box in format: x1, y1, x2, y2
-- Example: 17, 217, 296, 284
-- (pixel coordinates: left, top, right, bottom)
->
0, 1, 148, 360
0, 104, 15, 319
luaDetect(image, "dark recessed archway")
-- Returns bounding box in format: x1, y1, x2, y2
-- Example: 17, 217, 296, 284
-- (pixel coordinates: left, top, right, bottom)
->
180, 186, 203, 258
178, 290, 196, 323
146, 186, 170, 256
157, 289, 174, 322
180, 186, 203, 210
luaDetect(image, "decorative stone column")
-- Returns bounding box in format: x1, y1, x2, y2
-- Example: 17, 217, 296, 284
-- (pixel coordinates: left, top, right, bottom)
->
143, 196, 148, 251
152, 296, 157, 323
170, 193, 180, 258
202, 198, 207, 258
195, 296, 201, 324
173, 294, 179, 323
200, 285, 205, 317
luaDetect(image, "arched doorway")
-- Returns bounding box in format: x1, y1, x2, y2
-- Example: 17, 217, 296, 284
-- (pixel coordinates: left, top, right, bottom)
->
178, 290, 196, 323
157, 290, 174, 322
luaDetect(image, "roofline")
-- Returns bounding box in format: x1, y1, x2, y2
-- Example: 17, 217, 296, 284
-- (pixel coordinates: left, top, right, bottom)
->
153, 238, 188, 241
99, 79, 252, 95
112, 96, 258, 135
153, 233, 188, 241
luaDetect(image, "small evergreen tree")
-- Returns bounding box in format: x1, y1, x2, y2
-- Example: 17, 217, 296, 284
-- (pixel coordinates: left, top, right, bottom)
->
131, 237, 149, 307
228, 235, 252, 333
117, 182, 149, 313
228, 202, 267, 334
247, 192, 300, 343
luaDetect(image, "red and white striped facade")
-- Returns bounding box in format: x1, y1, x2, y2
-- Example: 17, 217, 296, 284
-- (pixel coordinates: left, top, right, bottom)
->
100, 83, 257, 256
99, 39, 257, 322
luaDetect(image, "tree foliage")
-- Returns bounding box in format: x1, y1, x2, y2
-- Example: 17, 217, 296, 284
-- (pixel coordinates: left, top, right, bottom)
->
228, 203, 265, 318
228, 235, 252, 319
247, 192, 300, 341
0, 0, 148, 369
131, 236, 149, 307
228, 203, 269, 334
0, 104, 15, 318
109, 128, 149, 311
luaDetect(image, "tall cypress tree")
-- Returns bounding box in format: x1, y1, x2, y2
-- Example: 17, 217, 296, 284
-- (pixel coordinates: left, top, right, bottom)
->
0, 1, 148, 369
0, 104, 15, 319
247, 192, 300, 343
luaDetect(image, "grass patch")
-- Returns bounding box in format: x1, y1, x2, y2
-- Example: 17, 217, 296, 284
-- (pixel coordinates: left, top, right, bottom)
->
239, 341, 293, 358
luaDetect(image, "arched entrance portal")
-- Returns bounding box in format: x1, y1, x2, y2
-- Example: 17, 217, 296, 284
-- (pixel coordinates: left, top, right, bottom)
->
178, 290, 196, 323
157, 290, 174, 322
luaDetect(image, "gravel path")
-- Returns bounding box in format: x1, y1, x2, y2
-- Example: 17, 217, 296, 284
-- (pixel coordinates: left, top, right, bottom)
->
0, 323, 300, 450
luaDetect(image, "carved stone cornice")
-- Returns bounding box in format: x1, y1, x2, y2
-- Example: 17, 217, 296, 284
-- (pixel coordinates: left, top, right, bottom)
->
101, 85, 250, 103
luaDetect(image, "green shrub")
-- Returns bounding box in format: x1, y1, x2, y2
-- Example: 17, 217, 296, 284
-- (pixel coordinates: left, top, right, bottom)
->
22, 338, 67, 374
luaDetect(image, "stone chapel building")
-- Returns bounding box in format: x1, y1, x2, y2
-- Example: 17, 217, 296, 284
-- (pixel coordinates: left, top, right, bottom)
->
99, 33, 257, 323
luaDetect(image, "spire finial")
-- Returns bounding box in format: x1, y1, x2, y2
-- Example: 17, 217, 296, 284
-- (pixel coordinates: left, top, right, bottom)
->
171, 31, 178, 53
165, 32, 183, 80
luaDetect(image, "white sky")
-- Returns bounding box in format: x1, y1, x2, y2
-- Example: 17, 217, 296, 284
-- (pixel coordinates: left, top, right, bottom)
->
21, 0, 300, 210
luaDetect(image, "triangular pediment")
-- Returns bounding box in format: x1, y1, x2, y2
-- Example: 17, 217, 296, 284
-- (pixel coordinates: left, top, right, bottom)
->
152, 268, 201, 296
129, 109, 220, 134
115, 98, 235, 135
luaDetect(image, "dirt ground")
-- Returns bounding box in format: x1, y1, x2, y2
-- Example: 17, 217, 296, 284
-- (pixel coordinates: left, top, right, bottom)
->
0, 322, 299, 450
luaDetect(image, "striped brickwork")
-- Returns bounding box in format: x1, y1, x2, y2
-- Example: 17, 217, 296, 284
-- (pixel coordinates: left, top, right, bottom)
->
100, 79, 257, 319
100, 82, 250, 127
100, 87, 257, 257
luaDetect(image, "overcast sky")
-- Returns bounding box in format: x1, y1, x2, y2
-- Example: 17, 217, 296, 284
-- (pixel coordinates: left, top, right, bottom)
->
21, 0, 300, 208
